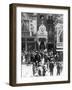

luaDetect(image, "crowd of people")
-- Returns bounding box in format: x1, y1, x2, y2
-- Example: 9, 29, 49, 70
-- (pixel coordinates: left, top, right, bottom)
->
21, 49, 63, 77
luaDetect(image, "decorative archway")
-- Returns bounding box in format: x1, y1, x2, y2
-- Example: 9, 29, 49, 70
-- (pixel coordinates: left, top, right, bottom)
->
36, 24, 48, 50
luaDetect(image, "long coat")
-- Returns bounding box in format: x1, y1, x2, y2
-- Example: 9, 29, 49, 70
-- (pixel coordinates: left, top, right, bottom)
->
35, 53, 41, 63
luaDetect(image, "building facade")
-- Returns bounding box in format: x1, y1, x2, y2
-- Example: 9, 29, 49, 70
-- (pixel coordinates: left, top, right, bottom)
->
21, 13, 63, 54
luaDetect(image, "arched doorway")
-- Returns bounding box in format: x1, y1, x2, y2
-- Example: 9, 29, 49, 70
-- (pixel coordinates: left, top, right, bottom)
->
39, 38, 46, 50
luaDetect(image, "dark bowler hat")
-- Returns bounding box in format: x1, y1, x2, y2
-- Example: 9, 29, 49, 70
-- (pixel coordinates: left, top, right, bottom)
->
40, 15, 44, 19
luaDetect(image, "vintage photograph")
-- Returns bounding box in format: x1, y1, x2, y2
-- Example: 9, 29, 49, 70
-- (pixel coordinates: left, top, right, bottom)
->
10, 4, 70, 86
21, 12, 63, 78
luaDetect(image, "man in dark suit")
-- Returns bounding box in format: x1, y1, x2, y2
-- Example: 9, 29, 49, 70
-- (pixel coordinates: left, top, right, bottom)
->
49, 62, 54, 76
35, 52, 41, 65
32, 52, 41, 76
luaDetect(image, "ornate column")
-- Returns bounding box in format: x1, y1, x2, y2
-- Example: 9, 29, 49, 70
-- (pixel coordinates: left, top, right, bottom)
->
47, 15, 55, 51
25, 38, 27, 51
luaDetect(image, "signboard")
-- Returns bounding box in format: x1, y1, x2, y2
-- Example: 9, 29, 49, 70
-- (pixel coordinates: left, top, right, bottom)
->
56, 23, 63, 48
37, 24, 48, 38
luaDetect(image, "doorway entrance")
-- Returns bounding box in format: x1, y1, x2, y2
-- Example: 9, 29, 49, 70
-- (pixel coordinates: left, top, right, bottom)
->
39, 41, 45, 50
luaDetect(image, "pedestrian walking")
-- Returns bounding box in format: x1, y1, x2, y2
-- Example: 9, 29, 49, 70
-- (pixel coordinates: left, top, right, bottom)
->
49, 61, 54, 76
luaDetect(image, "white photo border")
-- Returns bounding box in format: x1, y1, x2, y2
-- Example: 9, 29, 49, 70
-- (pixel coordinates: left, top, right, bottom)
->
16, 6, 69, 84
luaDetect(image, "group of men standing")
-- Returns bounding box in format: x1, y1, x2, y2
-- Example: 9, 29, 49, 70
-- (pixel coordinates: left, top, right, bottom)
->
31, 50, 63, 76
22, 49, 63, 77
